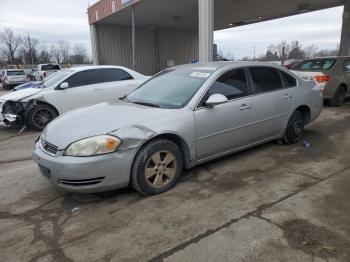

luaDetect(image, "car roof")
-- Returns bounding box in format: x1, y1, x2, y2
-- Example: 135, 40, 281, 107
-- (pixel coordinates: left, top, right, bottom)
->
64, 65, 132, 72
173, 61, 286, 71
302, 56, 350, 60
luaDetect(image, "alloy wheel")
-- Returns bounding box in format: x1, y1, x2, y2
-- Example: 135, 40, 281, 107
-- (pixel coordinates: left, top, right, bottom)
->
144, 150, 177, 189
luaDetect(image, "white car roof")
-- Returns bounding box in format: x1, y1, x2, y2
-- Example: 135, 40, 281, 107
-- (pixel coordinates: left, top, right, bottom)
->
66, 65, 134, 72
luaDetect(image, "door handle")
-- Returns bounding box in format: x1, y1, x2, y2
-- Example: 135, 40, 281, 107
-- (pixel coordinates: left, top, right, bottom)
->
240, 104, 252, 111
283, 94, 293, 100
93, 88, 103, 91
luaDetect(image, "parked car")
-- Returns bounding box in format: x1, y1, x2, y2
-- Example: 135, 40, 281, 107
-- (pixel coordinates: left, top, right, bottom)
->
292, 56, 350, 106
32, 62, 323, 195
1, 69, 29, 90
0, 66, 149, 130
34, 63, 62, 80
283, 59, 301, 70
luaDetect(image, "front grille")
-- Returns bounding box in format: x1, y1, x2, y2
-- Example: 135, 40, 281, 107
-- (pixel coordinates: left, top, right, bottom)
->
60, 177, 105, 187
39, 165, 51, 178
41, 138, 58, 155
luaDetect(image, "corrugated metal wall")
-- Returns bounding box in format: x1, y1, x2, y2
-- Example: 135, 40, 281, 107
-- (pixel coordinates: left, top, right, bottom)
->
92, 24, 198, 75
158, 29, 199, 69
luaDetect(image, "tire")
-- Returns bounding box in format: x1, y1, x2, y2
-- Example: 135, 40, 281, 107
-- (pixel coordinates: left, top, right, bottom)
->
2, 83, 11, 90
329, 86, 346, 107
282, 111, 305, 145
131, 139, 183, 196
27, 104, 58, 130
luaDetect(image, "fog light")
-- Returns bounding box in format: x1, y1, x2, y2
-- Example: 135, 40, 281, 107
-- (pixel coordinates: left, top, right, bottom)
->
4, 114, 17, 122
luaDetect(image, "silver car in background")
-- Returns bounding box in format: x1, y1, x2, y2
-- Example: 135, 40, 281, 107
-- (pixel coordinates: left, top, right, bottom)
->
292, 56, 350, 106
1, 69, 29, 90
33, 62, 323, 196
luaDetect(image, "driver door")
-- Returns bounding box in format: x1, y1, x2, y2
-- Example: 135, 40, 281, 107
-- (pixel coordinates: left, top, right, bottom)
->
194, 68, 255, 160
57, 69, 104, 113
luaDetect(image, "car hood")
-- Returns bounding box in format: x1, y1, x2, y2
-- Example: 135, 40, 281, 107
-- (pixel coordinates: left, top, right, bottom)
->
43, 100, 172, 149
0, 87, 42, 101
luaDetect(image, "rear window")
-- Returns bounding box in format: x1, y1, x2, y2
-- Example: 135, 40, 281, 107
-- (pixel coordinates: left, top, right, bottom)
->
294, 59, 336, 71
41, 64, 60, 71
7, 70, 26, 76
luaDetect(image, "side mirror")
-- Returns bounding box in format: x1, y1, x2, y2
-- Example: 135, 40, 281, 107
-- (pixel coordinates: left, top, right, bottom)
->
59, 82, 69, 89
205, 94, 228, 107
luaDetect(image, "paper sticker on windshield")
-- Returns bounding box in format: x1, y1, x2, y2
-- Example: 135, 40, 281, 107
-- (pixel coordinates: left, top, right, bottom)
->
190, 72, 210, 78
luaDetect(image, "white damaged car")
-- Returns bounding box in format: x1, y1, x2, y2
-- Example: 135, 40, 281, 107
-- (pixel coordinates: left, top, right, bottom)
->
0, 66, 149, 130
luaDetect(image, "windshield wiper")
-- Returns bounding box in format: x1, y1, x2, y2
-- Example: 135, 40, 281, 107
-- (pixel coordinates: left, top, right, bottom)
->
132, 101, 160, 108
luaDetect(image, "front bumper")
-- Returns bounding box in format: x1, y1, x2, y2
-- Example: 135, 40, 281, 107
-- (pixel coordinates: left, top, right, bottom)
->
32, 141, 136, 193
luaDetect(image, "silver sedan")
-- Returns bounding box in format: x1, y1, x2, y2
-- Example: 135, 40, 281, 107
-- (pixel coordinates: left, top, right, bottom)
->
32, 62, 323, 195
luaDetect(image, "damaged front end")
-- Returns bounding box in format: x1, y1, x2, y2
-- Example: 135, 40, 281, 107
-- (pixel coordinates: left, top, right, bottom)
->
0, 100, 26, 127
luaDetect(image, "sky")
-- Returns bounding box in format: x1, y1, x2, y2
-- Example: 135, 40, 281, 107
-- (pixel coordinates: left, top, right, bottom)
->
0, 1, 344, 59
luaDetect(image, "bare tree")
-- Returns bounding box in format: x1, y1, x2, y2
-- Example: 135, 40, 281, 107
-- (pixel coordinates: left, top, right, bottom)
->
288, 41, 305, 60
71, 44, 88, 64
38, 45, 52, 63
0, 28, 22, 63
50, 44, 61, 63
304, 45, 318, 58
58, 40, 70, 64
23, 33, 39, 65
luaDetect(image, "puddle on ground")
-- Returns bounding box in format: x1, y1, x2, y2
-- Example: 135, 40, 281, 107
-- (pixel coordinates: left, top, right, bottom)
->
283, 219, 350, 260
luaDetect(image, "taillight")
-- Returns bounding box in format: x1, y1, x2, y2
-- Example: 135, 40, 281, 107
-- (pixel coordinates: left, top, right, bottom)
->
43, 72, 47, 77
314, 75, 330, 83
4, 76, 7, 81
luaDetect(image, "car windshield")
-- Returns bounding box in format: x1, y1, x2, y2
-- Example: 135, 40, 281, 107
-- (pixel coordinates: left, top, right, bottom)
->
294, 59, 336, 71
7, 70, 26, 76
36, 70, 73, 88
41, 64, 60, 70
127, 69, 213, 109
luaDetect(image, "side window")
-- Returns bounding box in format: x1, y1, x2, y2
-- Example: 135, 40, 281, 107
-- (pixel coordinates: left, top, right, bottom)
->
66, 70, 98, 88
280, 71, 297, 88
249, 67, 283, 94
199, 68, 248, 107
343, 60, 350, 72
100, 69, 133, 83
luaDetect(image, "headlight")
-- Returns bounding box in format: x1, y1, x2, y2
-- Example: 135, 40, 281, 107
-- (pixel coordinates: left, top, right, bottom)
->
65, 135, 122, 157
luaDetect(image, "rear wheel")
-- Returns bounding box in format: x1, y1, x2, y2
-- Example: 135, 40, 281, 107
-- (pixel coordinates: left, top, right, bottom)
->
2, 83, 11, 90
282, 111, 305, 145
27, 104, 58, 130
329, 86, 346, 107
131, 139, 183, 196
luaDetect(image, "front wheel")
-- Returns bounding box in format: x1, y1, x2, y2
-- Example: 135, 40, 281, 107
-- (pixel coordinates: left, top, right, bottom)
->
282, 111, 305, 145
131, 139, 183, 196
27, 104, 58, 130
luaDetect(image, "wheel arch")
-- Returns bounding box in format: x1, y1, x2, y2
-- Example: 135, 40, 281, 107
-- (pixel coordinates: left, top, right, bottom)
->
138, 133, 192, 169
294, 105, 311, 125
25, 100, 60, 123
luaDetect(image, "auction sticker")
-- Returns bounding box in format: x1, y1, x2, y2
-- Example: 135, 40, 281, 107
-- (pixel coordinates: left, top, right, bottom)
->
190, 72, 211, 78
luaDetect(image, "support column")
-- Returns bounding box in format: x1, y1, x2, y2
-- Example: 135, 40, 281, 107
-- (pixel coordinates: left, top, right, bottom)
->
131, 6, 136, 70
198, 0, 214, 63
339, 0, 350, 56
90, 24, 100, 65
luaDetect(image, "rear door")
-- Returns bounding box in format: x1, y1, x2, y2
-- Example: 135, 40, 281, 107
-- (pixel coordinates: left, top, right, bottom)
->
194, 68, 255, 160
57, 69, 104, 113
99, 68, 138, 100
248, 66, 294, 142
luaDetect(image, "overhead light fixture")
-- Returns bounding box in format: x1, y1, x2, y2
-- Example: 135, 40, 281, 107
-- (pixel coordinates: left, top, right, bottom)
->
229, 23, 233, 26
297, 3, 311, 13
257, 16, 263, 19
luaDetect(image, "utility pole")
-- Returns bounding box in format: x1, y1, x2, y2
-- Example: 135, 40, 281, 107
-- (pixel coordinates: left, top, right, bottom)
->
253, 44, 256, 61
